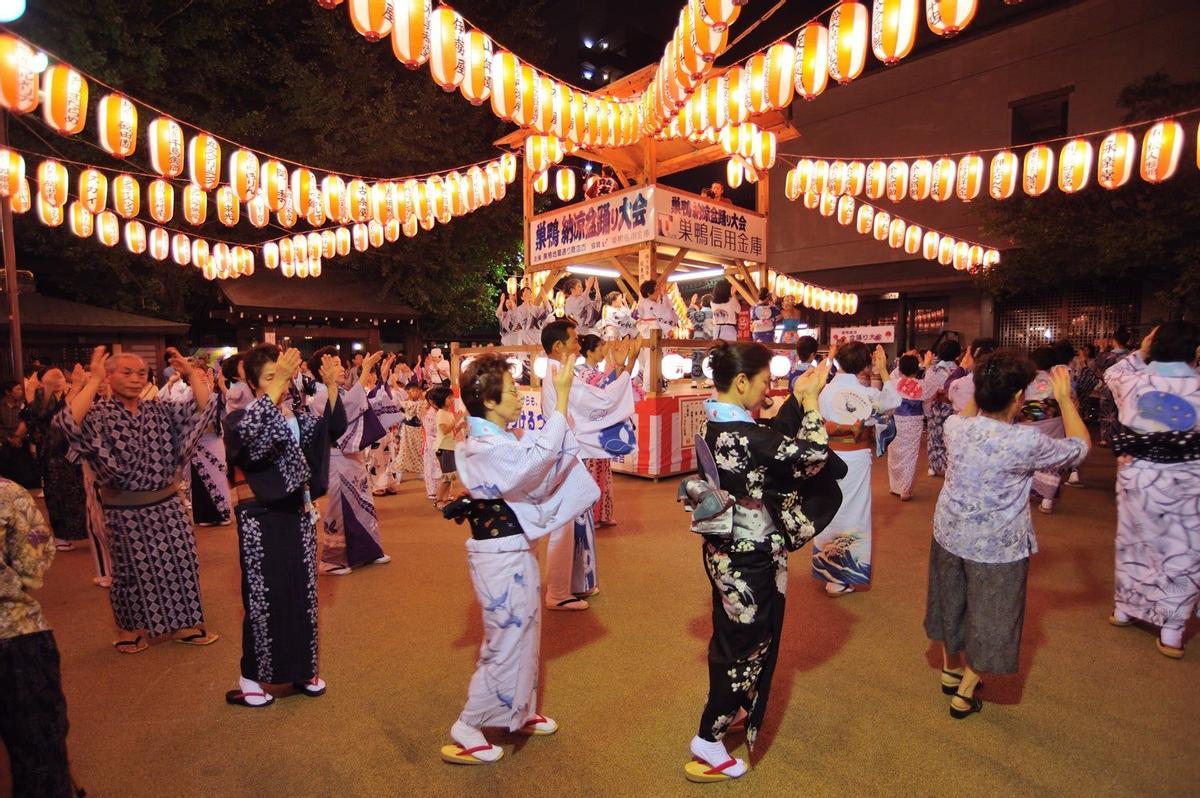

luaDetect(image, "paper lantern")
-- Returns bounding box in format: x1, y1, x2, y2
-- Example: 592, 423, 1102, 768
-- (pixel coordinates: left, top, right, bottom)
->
1097, 130, 1135, 190
865, 160, 886, 199
930, 158, 956, 202
0, 36, 38, 114
888, 217, 907, 248
97, 94, 138, 157
1140, 119, 1183, 184
41, 65, 87, 134
349, 0, 392, 42
937, 236, 955, 265
10, 178, 28, 213
752, 130, 777, 170
147, 179, 174, 224
922, 230, 940, 260
926, 0, 976, 36
284, 168, 314, 216
260, 160, 289, 211
810, 160, 829, 194
147, 117, 184, 177
969, 244, 984, 269
802, 186, 819, 208
843, 161, 866, 196
322, 175, 347, 221
528, 169, 546, 194
903, 223, 923, 254
124, 220, 146, 254
187, 133, 221, 190
429, 7, 465, 92
247, 192, 270, 228
263, 241, 279, 269
95, 211, 119, 247
695, 0, 740, 32
228, 149, 260, 202
149, 226, 169, 260
828, 2, 869, 85
785, 166, 804, 200
367, 220, 384, 248
501, 152, 517, 183
68, 201, 92, 237
763, 43, 796, 110
323, 229, 339, 256
885, 160, 908, 202
309, 258, 322, 279
532, 75, 555, 135
989, 151, 1017, 200
837, 194, 856, 225
345, 178, 369, 222
35, 194, 63, 227
336, 226, 352, 255
908, 159, 932, 200
276, 202, 297, 229
953, 240, 971, 270
352, 223, 369, 252
172, 233, 191, 266
215, 185, 240, 226
984, 249, 1001, 269
677, 6, 704, 79
391, 0, 432, 68
554, 168, 575, 202
872, 210, 891, 241
461, 29, 493, 105
182, 184, 207, 225
192, 239, 211, 271
827, 161, 848, 195
511, 63, 538, 128
744, 53, 770, 116
1057, 138, 1093, 194
111, 173, 140, 219
855, 203, 874, 234
279, 237, 294, 269
793, 23, 829, 100
1022, 144, 1054, 196
369, 181, 392, 222
955, 154, 983, 201
872, 0, 918, 65
36, 160, 68, 207
281, 259, 296, 279
0, 148, 23, 197
726, 156, 744, 188
820, 190, 838, 217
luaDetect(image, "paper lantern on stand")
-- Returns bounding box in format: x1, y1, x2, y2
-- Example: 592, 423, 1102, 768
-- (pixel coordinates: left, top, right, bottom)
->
827, 2, 868, 85
1097, 130, 1135, 190
349, 0, 393, 42
956, 154, 983, 200
95, 210, 119, 247
260, 160, 289, 211
41, 65, 88, 134
188, 133, 221, 189
216, 185, 240, 226
926, 0, 976, 36
930, 158, 956, 201
555, 168, 575, 201
229, 149, 260, 201
36, 160, 67, 208
124, 220, 146, 255
97, 94, 138, 157
183, 184, 207, 225
111, 173, 140, 219
68, 202, 93, 237
35, 194, 63, 227
908, 158, 932, 200
989, 151, 1017, 199
429, 7, 466, 92
148, 117, 185, 177
0, 149, 24, 197
872, 0, 918, 64
793, 22, 829, 100
1057, 138, 1093, 193
391, 0, 432, 67
885, 160, 908, 202
1140, 119, 1183, 184
1022, 145, 1054, 196
461, 29, 493, 105
147, 179, 174, 224
0, 37, 39, 113
149, 226, 169, 260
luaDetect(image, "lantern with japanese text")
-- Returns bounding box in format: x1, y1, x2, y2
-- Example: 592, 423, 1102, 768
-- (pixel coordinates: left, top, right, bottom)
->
888, 216, 907, 248
95, 210, 119, 247
511, 63, 537, 128
828, 2, 868, 86
922, 230, 940, 260
392, 0, 432, 68
872, 0, 918, 65
501, 152, 517, 183
819, 190, 838, 217
322, 175, 347, 221
368, 220, 384, 248
1022, 144, 1054, 196
461, 29, 493, 105
260, 160, 289, 211
969, 244, 984, 269
288, 169, 316, 216
1057, 138, 1093, 193
926, 0, 976, 36
1097, 130, 1135, 190
124, 220, 146, 255
35, 194, 63, 227
347, 178, 371, 223
872, 210, 891, 241
752, 130, 777, 170
810, 159, 829, 194
837, 194, 856, 225
111, 173, 140, 219
983, 249, 1001, 269
865, 160, 886, 199
908, 158, 932, 200
402, 214, 418, 238
844, 161, 866, 196
429, 7, 466, 92
785, 166, 803, 200
855, 203, 874, 234
36, 159, 67, 208
147, 179, 174, 224
172, 233, 191, 266
955, 154, 982, 200
904, 223, 923, 254
349, 0, 392, 42
68, 202, 92, 237
489, 50, 519, 120
722, 69, 747, 126
555, 168, 575, 202
937, 235, 955, 265
953, 240, 971, 271
0, 149, 23, 197
885, 160, 908, 202
97, 94, 138, 157
793, 22, 829, 100
182, 184, 207, 226
336, 226, 352, 255
762, 42, 796, 110
276, 201, 297, 229
930, 158, 956, 201
41, 65, 87, 135
247, 192, 269, 228
352, 223, 369, 252
694, 0, 740, 32
148, 117, 184, 177
9, 179, 28, 214
827, 161, 848, 195
1140, 119, 1183, 184
229, 149, 260, 202
188, 133, 221, 190
370, 181, 392, 222
989, 151, 1017, 199
149, 226, 169, 261
802, 186, 819, 208
0, 36, 38, 114
216, 185, 240, 226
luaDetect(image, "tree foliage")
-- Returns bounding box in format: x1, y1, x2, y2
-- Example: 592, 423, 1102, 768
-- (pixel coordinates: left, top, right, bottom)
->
977, 73, 1200, 319
9, 0, 549, 334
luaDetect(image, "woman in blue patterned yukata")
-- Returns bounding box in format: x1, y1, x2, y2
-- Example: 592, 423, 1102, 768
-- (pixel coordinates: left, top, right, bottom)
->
924, 351, 1089, 719
923, 338, 962, 476
683, 341, 831, 783
222, 345, 346, 707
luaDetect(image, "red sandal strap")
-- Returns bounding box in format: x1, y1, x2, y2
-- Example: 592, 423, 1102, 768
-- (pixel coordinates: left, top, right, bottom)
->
704, 758, 738, 775
524, 714, 548, 726
233, 691, 270, 700
455, 744, 495, 757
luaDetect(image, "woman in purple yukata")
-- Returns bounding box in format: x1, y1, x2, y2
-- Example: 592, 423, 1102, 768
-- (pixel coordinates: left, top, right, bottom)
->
439, 351, 596, 764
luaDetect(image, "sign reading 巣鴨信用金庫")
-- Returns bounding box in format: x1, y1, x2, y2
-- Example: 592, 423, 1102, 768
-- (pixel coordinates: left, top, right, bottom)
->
529, 185, 655, 266
653, 186, 766, 263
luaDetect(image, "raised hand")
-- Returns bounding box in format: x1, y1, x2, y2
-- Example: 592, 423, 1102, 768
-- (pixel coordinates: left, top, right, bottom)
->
792, 360, 829, 409
359, 351, 383, 389
1049, 364, 1073, 404
922, 349, 935, 368
166, 347, 193, 380
1139, 326, 1158, 359
88, 345, 109, 384
872, 345, 889, 376
318, 353, 342, 389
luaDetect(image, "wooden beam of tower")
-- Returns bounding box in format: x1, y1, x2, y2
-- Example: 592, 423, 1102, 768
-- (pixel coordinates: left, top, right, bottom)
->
607, 256, 641, 301
589, 151, 634, 188
727, 270, 757, 306
658, 247, 690, 285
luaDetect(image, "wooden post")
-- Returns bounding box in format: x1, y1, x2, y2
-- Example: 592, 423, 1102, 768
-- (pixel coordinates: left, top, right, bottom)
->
449, 341, 460, 386
522, 155, 534, 273
636, 242, 655, 287
0, 111, 21, 380
647, 328, 662, 396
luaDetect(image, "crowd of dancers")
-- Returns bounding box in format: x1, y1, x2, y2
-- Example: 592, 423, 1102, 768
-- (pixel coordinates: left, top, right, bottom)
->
0, 309, 1196, 793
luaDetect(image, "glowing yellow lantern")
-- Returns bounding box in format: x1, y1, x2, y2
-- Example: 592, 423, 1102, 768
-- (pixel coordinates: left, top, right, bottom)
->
926, 0, 977, 37
1057, 138, 1093, 194
36, 160, 68, 208
726, 156, 743, 189
95, 211, 120, 247
969, 244, 984, 269
719, 122, 750, 157
187, 134, 221, 190
0, 149, 23, 198
908, 158, 932, 200
511, 63, 537, 128
763, 42, 796, 109
872, 0, 918, 64
285, 169, 314, 216
555, 168, 575, 202
487, 50, 520, 121
694, 0, 740, 32
989, 151, 1017, 200
1022, 144, 1054, 196
319, 229, 336, 257
148, 118, 184, 177
322, 175, 347, 221
97, 94, 138, 157
785, 166, 804, 200
827, 161, 848, 195
531, 75, 555, 135
745, 53, 770, 115
794, 22, 829, 101
41, 65, 88, 135
111, 173, 140, 219
262, 241, 279, 269
370, 181, 393, 222
956, 154, 983, 200
937, 236, 955, 265
885, 160, 908, 202
0, 37, 38, 114
429, 7, 465, 92
930, 158, 956, 201
346, 178, 370, 223
703, 77, 728, 133
368, 220, 384, 248
922, 230, 940, 260
888, 217, 907, 248
402, 214, 419, 238
845, 161, 866, 196
336, 226, 352, 255
1140, 119, 1183, 184
856, 203, 874, 234
349, 0, 393, 42
904, 224, 923, 254
276, 201, 297, 229
216, 185, 240, 226
35, 194, 63, 227
837, 194, 856, 225
10, 178, 29, 213
865, 160, 886, 199
803, 186, 820, 209
828, 2, 868, 85
983, 249, 1001, 269
247, 192, 270, 228
872, 210, 891, 241
279, 237, 294, 270
182, 184, 207, 226
228, 149, 260, 202
953, 240, 971, 270
68, 202, 93, 237
149, 226, 169, 261
391, 0, 432, 67
124, 220, 146, 255
549, 83, 570, 141
171, 233, 190, 266
752, 130, 777, 170
810, 159, 829, 194
352, 223, 369, 252
820, 190, 838, 217
259, 160, 289, 212
147, 179, 174, 224
1097, 130, 1135, 190
461, 29, 493, 105
677, 7, 705, 79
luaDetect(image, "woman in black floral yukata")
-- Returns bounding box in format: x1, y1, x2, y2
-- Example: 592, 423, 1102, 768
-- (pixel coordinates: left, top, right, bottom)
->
684, 341, 832, 783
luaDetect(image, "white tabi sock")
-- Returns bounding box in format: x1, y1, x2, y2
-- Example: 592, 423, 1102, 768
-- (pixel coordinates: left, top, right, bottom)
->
1160, 626, 1184, 649
1111, 608, 1131, 624
451, 720, 503, 762
238, 676, 271, 706
689, 736, 747, 777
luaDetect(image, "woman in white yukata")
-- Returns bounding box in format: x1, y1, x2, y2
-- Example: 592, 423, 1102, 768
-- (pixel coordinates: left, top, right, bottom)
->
709, 281, 742, 342
439, 351, 597, 764
887, 354, 925, 501
496, 292, 520, 346
1105, 322, 1200, 659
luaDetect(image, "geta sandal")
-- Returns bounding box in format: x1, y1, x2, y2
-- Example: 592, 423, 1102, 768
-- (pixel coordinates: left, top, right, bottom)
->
440, 743, 502, 765
112, 636, 147, 654
225, 689, 275, 708
684, 757, 743, 783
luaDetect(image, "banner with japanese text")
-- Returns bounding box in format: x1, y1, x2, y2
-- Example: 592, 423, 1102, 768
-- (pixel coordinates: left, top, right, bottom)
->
529, 185, 654, 266
653, 186, 767, 263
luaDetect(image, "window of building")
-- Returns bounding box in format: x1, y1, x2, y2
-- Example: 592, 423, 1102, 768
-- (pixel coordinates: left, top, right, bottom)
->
1011, 88, 1072, 146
